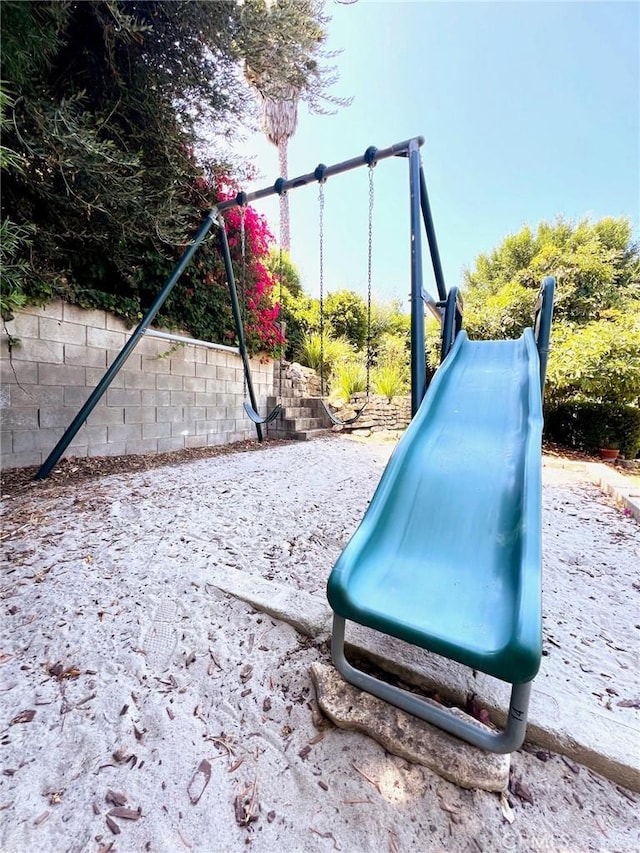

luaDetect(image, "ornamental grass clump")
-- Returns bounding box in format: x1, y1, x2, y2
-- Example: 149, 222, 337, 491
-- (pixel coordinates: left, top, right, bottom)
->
372, 364, 408, 401
332, 360, 367, 403
298, 333, 352, 376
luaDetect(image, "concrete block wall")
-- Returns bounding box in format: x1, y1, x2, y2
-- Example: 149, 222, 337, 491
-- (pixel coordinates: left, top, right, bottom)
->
0, 301, 274, 470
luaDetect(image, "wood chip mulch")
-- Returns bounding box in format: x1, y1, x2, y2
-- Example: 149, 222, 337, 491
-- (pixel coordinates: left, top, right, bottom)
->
0, 437, 630, 500
0, 438, 294, 498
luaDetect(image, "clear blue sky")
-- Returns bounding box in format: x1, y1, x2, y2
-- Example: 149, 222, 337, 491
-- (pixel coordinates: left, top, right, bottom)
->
235, 0, 639, 309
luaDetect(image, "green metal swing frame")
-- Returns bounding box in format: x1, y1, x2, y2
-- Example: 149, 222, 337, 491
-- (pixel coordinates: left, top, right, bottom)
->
37, 137, 426, 479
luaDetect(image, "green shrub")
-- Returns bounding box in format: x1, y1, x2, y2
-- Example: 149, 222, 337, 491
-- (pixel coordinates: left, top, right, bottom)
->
276, 284, 318, 361
332, 360, 367, 402
546, 310, 640, 407
325, 290, 367, 350
545, 402, 640, 458
0, 219, 35, 320
372, 364, 408, 401
425, 314, 442, 370
376, 332, 409, 367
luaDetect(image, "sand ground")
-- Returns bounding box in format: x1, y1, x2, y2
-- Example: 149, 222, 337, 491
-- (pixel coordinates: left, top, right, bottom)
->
1, 435, 639, 853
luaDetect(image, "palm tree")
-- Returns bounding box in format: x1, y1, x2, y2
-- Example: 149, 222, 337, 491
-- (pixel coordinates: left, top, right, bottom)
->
255, 84, 299, 251
241, 1, 350, 253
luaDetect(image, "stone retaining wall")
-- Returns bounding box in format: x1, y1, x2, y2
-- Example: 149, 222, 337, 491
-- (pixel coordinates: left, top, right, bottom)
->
0, 301, 273, 470
275, 362, 411, 432
277, 361, 322, 398
333, 392, 412, 432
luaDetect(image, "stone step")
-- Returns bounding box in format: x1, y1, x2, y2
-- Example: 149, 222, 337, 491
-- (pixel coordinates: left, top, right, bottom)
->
269, 403, 317, 419
268, 415, 327, 431
278, 428, 332, 442
267, 418, 329, 436
267, 397, 326, 414
267, 396, 302, 409
272, 380, 295, 392
279, 417, 325, 432
266, 394, 332, 439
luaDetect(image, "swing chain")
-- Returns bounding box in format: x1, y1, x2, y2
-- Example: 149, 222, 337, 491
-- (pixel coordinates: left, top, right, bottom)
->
234, 194, 282, 430
314, 165, 372, 428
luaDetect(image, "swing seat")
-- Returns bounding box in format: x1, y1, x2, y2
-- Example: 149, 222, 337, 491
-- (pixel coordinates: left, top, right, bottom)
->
327, 330, 544, 753
243, 402, 282, 426
320, 399, 368, 427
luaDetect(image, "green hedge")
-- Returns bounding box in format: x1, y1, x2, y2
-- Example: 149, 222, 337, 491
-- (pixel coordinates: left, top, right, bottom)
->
545, 402, 640, 459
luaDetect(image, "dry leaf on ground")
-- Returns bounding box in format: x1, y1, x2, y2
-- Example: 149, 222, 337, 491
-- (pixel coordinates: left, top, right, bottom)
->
10, 709, 35, 725
500, 793, 515, 824
187, 759, 212, 806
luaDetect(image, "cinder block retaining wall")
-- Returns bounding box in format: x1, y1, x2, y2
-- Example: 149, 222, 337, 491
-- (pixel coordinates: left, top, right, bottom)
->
0, 301, 274, 470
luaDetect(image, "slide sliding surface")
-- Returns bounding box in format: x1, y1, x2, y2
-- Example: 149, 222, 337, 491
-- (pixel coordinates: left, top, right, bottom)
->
327, 330, 544, 685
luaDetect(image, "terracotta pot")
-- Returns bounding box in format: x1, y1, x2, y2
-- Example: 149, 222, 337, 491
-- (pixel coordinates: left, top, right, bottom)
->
599, 448, 619, 460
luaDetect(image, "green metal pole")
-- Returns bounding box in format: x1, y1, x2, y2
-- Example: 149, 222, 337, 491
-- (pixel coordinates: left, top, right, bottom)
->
408, 140, 426, 415
215, 137, 425, 212
35, 210, 218, 479
535, 276, 555, 394
419, 166, 448, 302
217, 216, 264, 442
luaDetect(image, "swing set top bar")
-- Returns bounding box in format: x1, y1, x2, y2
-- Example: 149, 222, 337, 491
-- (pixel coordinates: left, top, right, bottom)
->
214, 136, 425, 213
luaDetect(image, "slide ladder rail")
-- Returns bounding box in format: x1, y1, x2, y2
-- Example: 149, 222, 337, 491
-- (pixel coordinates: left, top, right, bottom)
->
534, 276, 555, 392
440, 286, 464, 361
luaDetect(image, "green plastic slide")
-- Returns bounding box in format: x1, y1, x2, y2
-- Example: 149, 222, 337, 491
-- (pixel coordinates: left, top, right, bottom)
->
328, 328, 543, 686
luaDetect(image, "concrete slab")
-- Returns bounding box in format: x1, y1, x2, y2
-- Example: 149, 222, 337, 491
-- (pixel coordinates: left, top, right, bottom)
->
224, 578, 639, 793
345, 628, 640, 794
543, 455, 640, 522
208, 564, 332, 639
586, 461, 640, 522
201, 448, 639, 794
310, 662, 510, 792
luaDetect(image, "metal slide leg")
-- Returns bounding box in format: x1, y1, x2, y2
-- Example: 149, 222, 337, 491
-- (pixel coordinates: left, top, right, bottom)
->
331, 615, 532, 754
